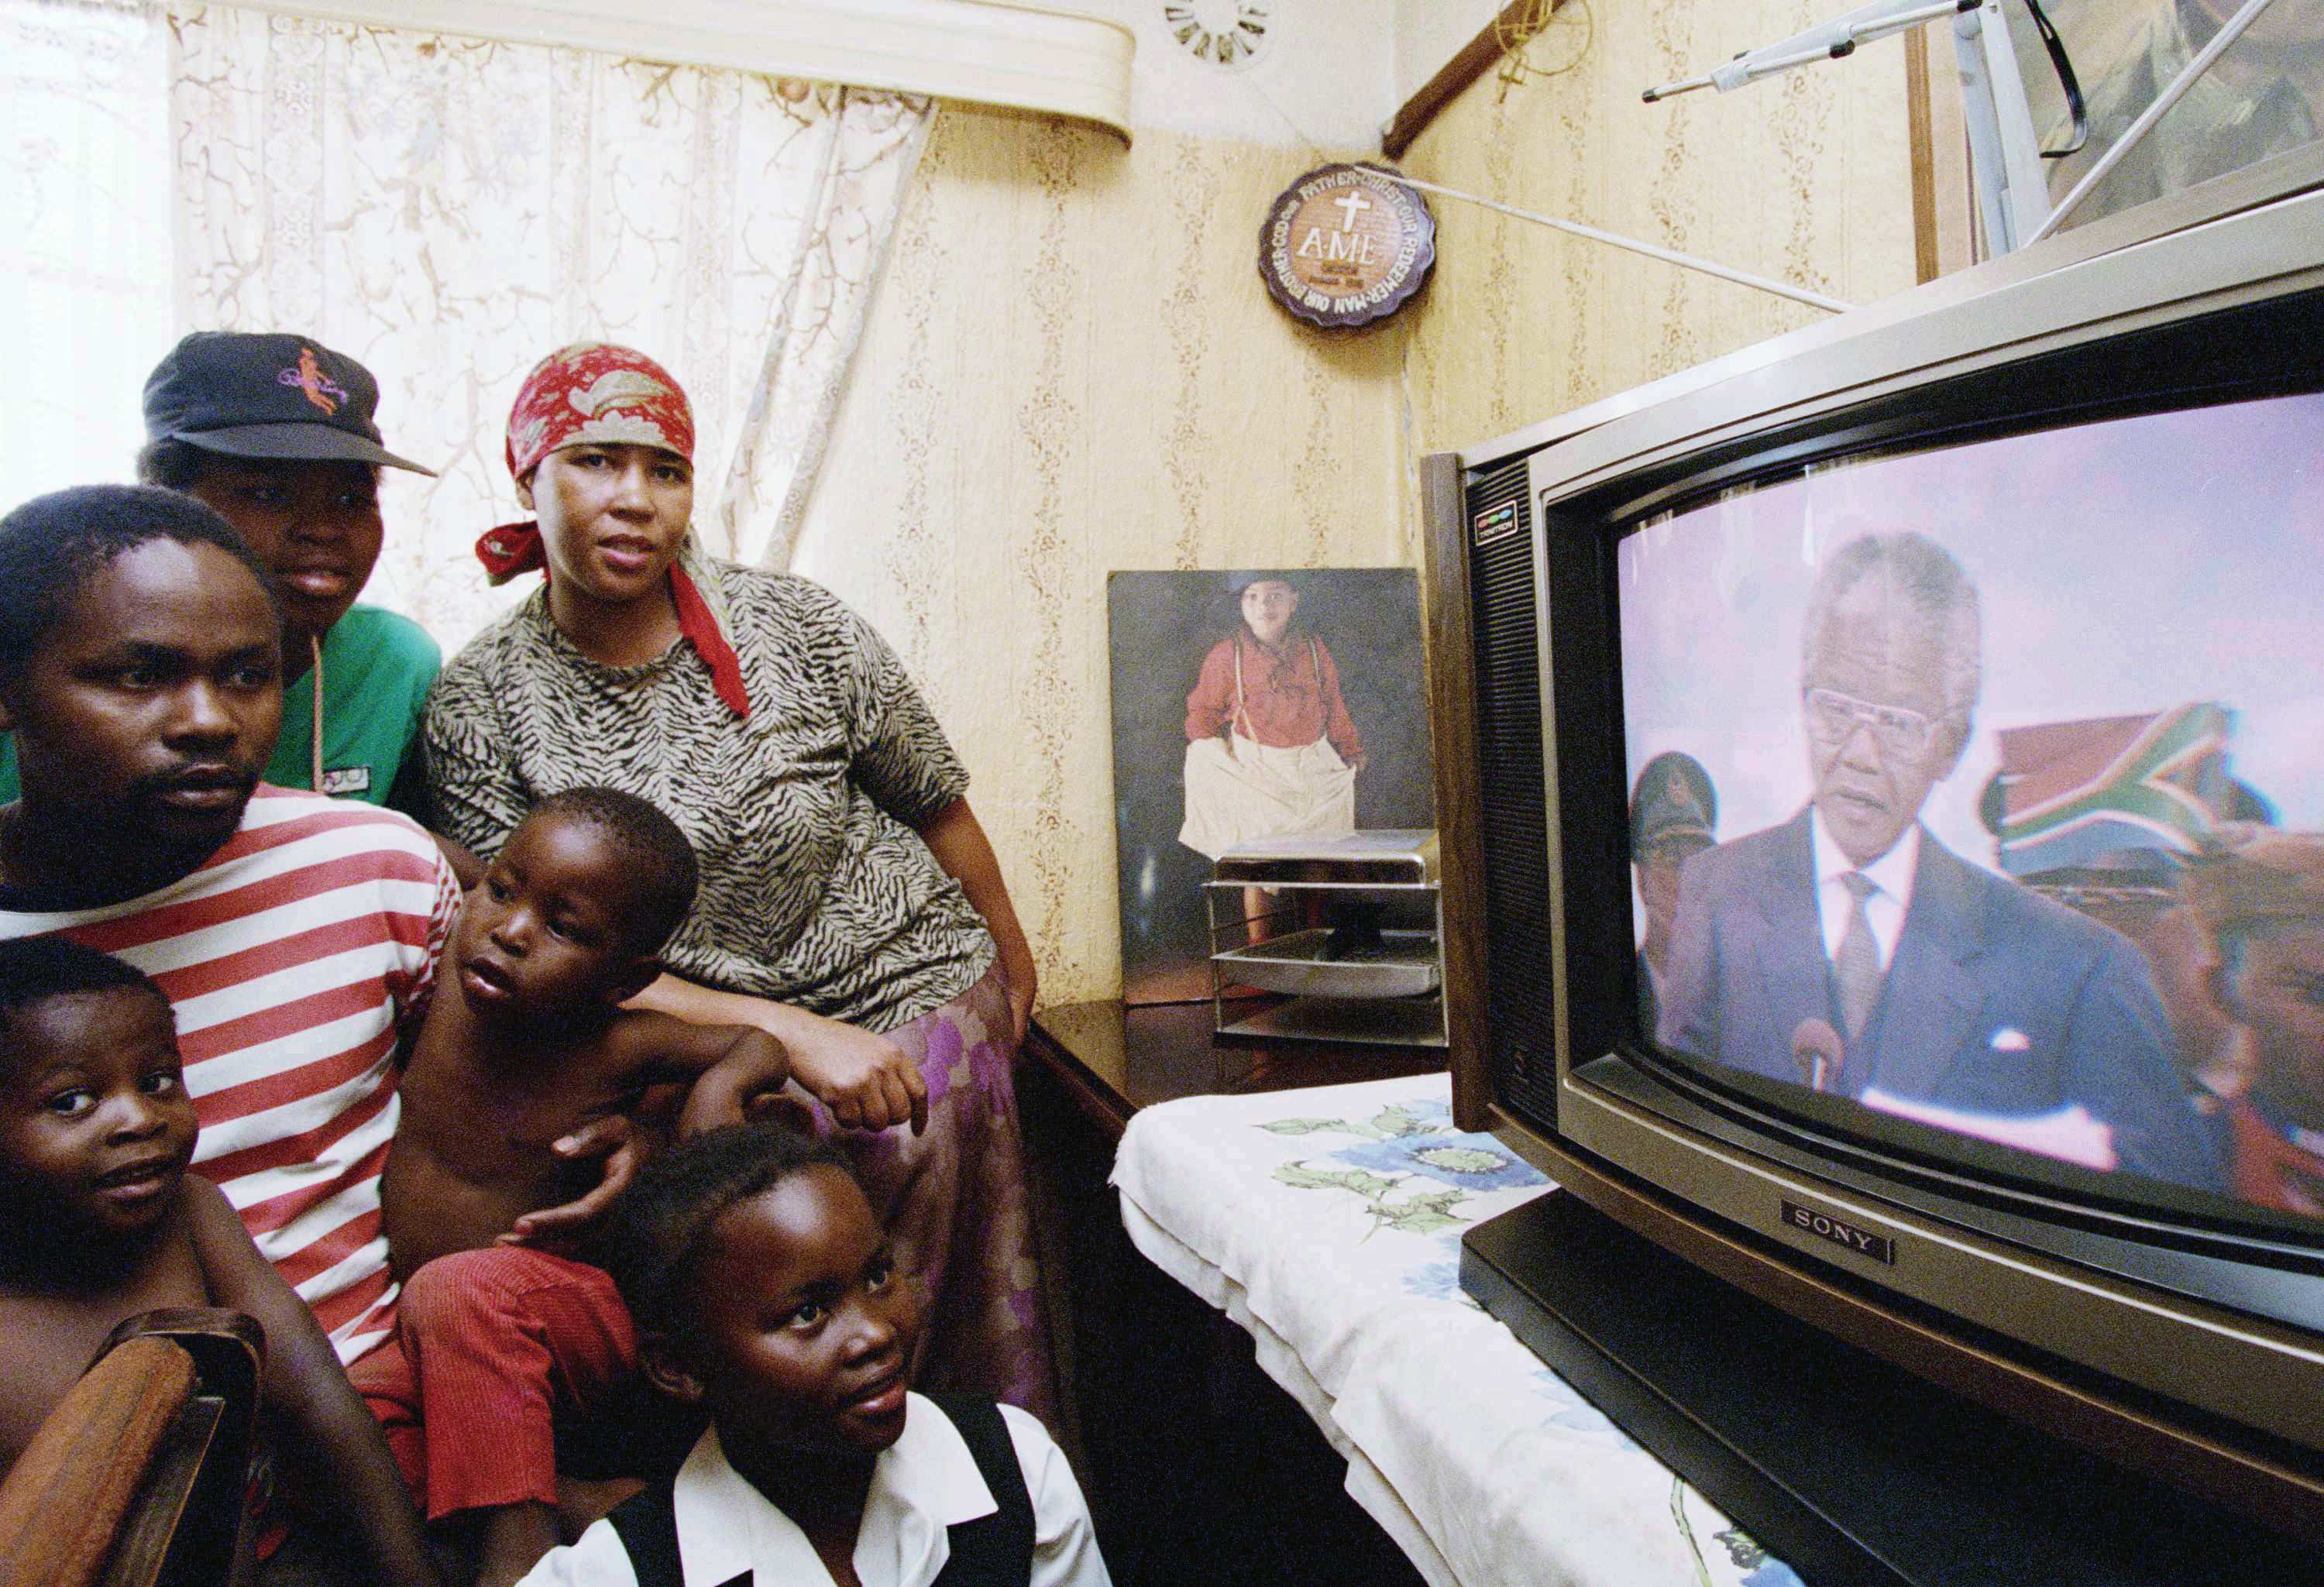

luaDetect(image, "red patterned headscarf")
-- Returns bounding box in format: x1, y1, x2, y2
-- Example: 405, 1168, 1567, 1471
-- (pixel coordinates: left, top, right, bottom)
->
476, 342, 748, 718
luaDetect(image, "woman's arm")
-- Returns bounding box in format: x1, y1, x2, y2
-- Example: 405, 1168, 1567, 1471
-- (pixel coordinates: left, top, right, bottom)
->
184, 1178, 441, 1587
813, 593, 1037, 1039
624, 975, 928, 1135
914, 796, 1038, 1045
500, 1115, 641, 1247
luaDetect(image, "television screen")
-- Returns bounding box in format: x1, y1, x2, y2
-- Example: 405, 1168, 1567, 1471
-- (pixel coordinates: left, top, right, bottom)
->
1620, 391, 2324, 1226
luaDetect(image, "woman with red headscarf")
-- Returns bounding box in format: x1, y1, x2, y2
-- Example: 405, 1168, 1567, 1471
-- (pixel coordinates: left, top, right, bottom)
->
422, 343, 1051, 1437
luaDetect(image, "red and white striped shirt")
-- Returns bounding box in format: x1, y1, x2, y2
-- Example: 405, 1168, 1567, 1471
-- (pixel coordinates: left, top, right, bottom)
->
0, 788, 459, 1362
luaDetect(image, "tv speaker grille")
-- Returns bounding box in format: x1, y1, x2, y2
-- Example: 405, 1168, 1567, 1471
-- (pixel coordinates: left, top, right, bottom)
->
1465, 459, 1559, 1124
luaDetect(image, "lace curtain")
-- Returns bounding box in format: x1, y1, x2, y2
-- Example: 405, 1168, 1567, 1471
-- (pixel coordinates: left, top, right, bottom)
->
1, 0, 173, 502
6, 1, 930, 651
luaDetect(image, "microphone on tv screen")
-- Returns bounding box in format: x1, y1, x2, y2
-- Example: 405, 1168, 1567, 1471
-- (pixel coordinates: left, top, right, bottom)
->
1791, 1017, 1844, 1094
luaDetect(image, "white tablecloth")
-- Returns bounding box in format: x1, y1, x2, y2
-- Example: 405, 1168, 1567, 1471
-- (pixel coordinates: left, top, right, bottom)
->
1109, 1073, 1805, 1587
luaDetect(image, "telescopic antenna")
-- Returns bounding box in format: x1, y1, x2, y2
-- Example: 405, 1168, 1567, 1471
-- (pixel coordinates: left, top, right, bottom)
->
1641, 1, 2052, 254
1642, 0, 1979, 103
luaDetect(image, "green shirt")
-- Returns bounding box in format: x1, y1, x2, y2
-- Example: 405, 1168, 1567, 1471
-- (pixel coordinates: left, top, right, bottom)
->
0, 603, 442, 819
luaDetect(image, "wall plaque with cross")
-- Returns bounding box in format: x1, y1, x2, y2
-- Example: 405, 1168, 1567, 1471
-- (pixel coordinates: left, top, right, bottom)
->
1260, 163, 1435, 331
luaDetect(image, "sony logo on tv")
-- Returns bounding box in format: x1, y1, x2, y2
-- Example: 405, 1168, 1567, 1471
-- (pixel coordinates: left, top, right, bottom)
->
1779, 1200, 1896, 1265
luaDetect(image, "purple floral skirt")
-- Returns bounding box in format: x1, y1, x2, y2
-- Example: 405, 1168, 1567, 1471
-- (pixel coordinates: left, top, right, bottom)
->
836, 965, 1056, 1421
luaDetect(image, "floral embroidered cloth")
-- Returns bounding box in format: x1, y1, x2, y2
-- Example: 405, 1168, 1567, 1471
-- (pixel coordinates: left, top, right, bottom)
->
1110, 1073, 1802, 1587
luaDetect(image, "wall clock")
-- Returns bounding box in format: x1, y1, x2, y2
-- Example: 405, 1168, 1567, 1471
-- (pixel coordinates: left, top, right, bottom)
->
1162, 2, 1270, 71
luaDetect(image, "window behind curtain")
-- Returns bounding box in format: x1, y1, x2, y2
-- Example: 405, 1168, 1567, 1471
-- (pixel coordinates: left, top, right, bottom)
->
2, 0, 171, 506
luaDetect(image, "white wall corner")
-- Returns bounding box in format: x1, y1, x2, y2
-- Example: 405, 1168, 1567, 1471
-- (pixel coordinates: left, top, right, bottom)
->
208, 0, 1139, 139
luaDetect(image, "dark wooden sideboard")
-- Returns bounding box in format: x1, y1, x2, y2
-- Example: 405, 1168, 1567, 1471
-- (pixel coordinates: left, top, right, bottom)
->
1023, 996, 1444, 1139
1016, 998, 1442, 1587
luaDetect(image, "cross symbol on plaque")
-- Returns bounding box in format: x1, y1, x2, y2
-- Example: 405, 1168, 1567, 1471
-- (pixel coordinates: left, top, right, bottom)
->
1332, 190, 1372, 231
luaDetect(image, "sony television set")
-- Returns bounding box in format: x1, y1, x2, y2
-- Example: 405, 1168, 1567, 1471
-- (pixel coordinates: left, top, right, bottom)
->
1428, 151, 2324, 1577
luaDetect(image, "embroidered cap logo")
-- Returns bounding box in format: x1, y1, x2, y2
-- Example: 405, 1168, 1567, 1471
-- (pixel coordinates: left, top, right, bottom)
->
280, 346, 351, 416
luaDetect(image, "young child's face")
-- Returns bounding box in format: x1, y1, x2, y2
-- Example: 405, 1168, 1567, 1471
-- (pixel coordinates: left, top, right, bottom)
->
678, 1165, 920, 1458
1239, 580, 1298, 646
0, 988, 195, 1240
456, 815, 652, 1017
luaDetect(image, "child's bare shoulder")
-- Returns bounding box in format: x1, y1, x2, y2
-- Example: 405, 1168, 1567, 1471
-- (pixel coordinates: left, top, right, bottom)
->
0, 1198, 212, 1467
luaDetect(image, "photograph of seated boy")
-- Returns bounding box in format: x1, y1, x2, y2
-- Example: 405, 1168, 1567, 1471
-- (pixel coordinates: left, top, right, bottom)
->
0, 938, 438, 1587
353, 788, 792, 1587
1180, 573, 1367, 942
521, 1121, 1109, 1587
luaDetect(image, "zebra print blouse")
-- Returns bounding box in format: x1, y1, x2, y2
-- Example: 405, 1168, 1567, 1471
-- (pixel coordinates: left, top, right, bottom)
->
424, 565, 994, 1033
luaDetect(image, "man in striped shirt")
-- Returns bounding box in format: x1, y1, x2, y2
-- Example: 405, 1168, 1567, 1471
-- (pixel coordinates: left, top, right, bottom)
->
0, 484, 461, 1363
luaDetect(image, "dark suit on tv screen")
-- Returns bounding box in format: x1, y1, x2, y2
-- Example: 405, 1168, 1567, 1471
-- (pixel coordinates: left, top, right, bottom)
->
1657, 808, 2226, 1194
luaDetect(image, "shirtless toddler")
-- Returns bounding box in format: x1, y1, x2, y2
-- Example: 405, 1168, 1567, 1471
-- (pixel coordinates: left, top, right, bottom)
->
0, 936, 438, 1586
353, 788, 789, 1587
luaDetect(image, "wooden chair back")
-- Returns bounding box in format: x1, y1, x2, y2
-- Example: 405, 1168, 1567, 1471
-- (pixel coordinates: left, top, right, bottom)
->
0, 1307, 263, 1587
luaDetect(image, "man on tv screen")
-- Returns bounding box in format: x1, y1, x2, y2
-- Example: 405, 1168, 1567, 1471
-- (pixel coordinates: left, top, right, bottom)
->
1655, 531, 2226, 1194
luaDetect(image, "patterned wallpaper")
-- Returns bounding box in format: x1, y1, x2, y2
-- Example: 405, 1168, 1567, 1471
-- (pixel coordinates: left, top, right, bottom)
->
792, 2, 1918, 1008
790, 111, 1410, 1007
1401, 0, 1919, 455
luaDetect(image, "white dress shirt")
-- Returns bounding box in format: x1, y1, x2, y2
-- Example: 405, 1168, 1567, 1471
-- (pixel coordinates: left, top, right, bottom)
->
1810, 810, 1920, 974
518, 1394, 1111, 1587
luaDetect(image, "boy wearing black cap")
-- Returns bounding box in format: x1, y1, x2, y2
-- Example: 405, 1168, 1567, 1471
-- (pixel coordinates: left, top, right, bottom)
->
1630, 751, 1717, 1039
0, 332, 443, 822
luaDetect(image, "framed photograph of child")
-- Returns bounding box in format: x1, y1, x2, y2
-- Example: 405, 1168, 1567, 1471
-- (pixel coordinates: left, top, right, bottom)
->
1108, 568, 1436, 1006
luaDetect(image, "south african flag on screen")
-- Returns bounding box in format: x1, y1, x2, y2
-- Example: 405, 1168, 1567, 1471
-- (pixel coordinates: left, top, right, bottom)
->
1992, 703, 2231, 878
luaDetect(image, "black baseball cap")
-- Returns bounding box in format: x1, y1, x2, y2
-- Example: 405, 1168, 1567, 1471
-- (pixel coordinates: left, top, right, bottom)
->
142, 331, 434, 474
1631, 751, 1717, 852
